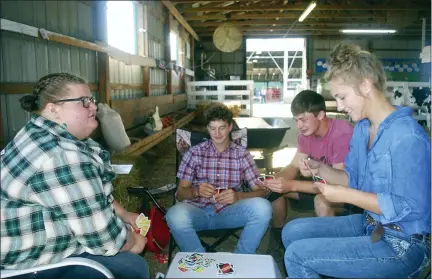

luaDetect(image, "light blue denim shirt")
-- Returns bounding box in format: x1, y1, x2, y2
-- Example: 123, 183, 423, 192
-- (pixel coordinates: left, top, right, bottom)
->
345, 106, 431, 235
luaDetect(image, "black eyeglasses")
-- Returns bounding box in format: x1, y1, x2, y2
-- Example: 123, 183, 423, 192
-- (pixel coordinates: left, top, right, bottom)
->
52, 96, 96, 108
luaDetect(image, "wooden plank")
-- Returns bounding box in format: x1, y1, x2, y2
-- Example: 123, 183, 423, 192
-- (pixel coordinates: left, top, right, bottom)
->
150, 84, 167, 89
143, 67, 150, 96
110, 84, 144, 90
121, 111, 195, 156
183, 4, 425, 12
161, 1, 200, 41
1, 18, 39, 37
111, 95, 173, 130
0, 83, 98, 94
98, 53, 110, 104
190, 20, 382, 27
185, 13, 386, 20
1, 18, 158, 68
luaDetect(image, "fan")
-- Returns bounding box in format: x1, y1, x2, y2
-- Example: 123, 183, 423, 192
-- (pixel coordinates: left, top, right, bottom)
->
213, 23, 243, 53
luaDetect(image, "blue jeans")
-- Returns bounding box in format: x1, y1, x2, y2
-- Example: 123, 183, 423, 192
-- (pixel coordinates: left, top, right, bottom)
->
13, 252, 149, 279
166, 197, 272, 254
282, 213, 430, 278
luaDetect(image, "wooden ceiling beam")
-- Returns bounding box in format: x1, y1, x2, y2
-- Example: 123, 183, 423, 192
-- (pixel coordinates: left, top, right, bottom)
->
189, 20, 384, 27
182, 4, 425, 12
185, 13, 386, 20
171, 0, 271, 2
194, 26, 400, 32
161, 1, 200, 41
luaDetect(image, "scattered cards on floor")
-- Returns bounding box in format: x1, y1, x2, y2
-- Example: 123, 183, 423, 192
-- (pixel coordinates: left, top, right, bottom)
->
177, 253, 216, 273
135, 213, 151, 237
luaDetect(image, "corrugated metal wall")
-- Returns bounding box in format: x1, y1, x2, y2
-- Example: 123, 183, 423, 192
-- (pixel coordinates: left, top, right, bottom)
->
0, 1, 98, 142
109, 58, 144, 100
147, 1, 167, 96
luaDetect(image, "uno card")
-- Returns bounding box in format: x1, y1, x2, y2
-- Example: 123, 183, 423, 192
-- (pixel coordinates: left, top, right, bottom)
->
216, 187, 227, 194
135, 213, 151, 236
258, 175, 275, 182
216, 263, 235, 275
313, 175, 327, 184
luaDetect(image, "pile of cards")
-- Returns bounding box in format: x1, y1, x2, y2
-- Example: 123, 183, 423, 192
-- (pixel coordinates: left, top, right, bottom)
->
217, 262, 235, 276
135, 213, 151, 237
177, 253, 216, 273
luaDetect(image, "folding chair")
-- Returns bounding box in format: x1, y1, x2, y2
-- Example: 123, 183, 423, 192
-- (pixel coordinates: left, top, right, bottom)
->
1, 257, 114, 278
127, 128, 249, 265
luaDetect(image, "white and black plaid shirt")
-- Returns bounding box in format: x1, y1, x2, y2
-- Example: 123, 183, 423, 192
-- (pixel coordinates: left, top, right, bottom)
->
1, 114, 127, 269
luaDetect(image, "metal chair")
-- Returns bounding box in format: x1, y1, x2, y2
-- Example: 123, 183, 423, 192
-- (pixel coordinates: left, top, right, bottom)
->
1, 257, 114, 278
127, 128, 250, 265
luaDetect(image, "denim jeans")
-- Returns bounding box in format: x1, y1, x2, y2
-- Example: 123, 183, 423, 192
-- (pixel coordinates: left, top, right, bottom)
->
166, 197, 272, 254
13, 252, 150, 279
282, 213, 430, 278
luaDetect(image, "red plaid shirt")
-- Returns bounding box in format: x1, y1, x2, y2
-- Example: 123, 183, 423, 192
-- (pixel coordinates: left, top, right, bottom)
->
177, 140, 261, 213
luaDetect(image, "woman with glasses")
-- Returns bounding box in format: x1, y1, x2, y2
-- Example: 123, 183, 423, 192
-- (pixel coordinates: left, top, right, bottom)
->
0, 73, 149, 278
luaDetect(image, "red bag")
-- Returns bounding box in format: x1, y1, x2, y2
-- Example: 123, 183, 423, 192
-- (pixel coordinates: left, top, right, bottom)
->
144, 207, 170, 253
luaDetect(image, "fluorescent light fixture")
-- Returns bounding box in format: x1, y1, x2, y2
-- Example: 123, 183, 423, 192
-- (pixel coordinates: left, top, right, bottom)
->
340, 29, 397, 34
299, 1, 316, 22
252, 59, 258, 62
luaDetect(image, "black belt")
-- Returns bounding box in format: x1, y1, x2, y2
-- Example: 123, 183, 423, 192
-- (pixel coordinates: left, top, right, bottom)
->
366, 214, 402, 232
366, 214, 430, 242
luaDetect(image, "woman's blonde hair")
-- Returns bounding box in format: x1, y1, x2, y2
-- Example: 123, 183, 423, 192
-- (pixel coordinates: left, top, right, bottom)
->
325, 42, 387, 93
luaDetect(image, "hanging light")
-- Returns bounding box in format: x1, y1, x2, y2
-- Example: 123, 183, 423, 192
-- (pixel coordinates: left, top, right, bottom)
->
299, 1, 317, 22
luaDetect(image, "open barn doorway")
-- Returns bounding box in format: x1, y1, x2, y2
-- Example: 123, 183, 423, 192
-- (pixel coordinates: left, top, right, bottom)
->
246, 38, 307, 118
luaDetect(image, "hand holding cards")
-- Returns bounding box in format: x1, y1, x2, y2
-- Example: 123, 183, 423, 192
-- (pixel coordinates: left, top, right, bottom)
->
135, 213, 151, 237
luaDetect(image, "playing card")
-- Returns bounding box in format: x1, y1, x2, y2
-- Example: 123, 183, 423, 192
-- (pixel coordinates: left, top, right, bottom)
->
216, 187, 227, 194
135, 213, 151, 236
258, 175, 275, 182
216, 263, 235, 275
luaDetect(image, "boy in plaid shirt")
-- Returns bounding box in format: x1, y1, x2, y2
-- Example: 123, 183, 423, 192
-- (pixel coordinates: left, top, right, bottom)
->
166, 103, 272, 254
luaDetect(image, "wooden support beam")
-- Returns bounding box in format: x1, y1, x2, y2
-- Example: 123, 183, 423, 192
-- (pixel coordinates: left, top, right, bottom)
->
120, 112, 195, 156
0, 83, 98, 94
98, 53, 110, 104
183, 4, 425, 12
161, 1, 200, 41
143, 67, 150, 96
110, 84, 143, 90
190, 20, 383, 27
185, 13, 386, 20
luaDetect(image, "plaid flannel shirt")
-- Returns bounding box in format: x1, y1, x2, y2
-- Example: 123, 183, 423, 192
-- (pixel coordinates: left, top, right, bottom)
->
177, 140, 261, 213
0, 114, 127, 270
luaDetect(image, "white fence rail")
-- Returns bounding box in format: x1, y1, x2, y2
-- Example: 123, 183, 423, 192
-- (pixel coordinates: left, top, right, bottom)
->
186, 80, 254, 116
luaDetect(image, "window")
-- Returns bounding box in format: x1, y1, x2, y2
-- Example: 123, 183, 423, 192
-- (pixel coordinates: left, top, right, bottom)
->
107, 1, 137, 54
170, 32, 177, 61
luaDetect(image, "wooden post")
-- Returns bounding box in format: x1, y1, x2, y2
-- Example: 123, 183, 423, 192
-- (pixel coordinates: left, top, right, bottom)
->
94, 1, 111, 105
191, 38, 195, 81
165, 10, 172, 95
143, 67, 150, 96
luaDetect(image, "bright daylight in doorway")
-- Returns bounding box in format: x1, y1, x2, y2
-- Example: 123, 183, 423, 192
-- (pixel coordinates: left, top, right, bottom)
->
107, 1, 136, 54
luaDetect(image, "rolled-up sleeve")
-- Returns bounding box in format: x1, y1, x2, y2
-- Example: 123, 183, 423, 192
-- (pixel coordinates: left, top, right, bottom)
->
241, 150, 261, 188
28, 154, 127, 256
377, 134, 430, 224
176, 149, 197, 181
344, 129, 360, 190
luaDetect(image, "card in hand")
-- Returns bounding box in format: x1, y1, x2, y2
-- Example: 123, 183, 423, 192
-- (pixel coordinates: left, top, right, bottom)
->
216, 187, 227, 194
258, 175, 275, 182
